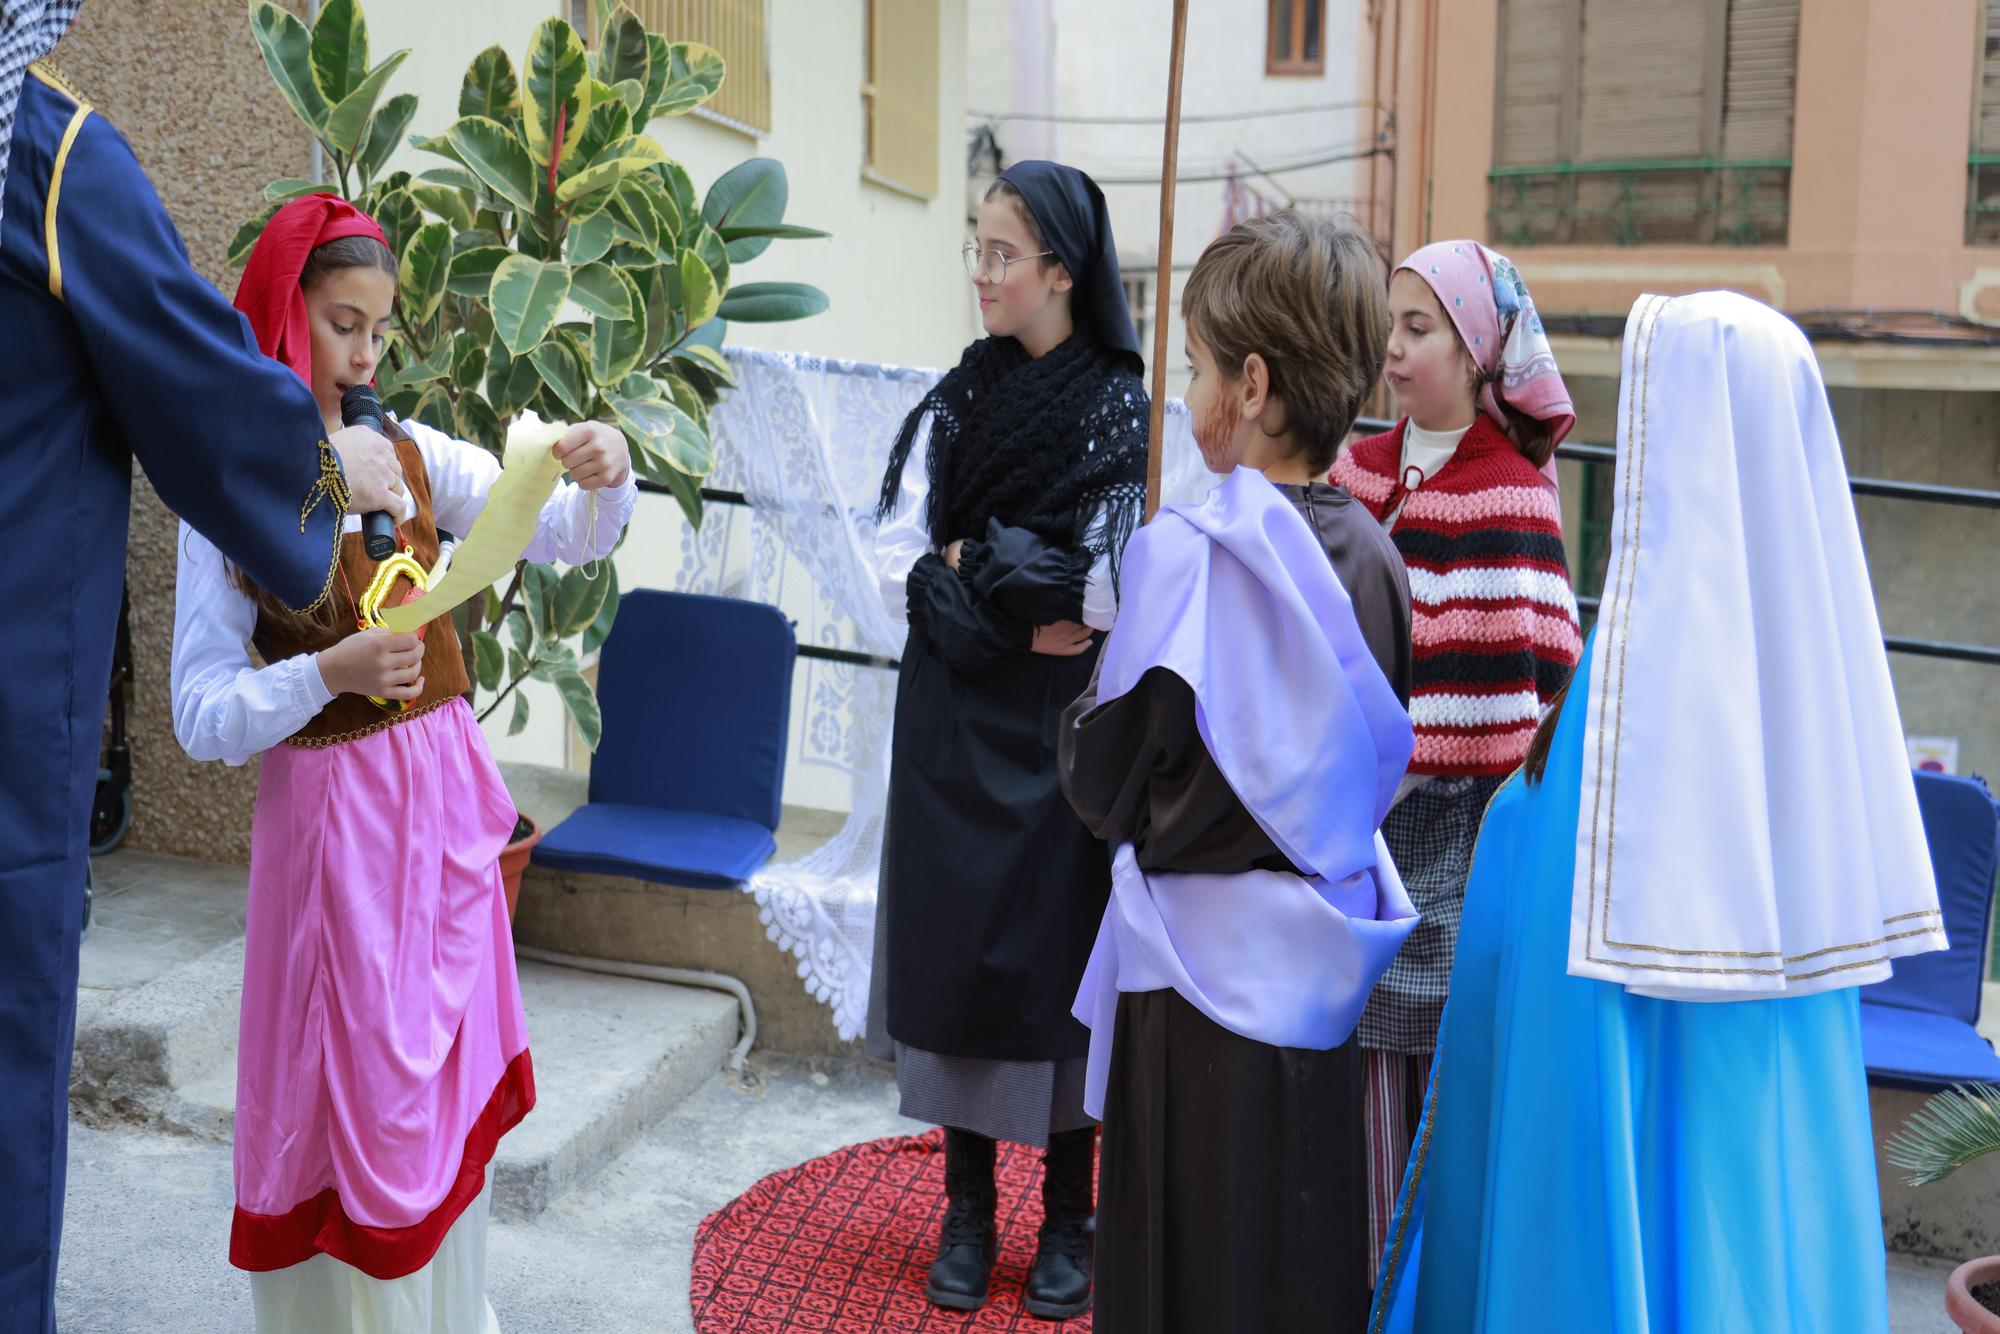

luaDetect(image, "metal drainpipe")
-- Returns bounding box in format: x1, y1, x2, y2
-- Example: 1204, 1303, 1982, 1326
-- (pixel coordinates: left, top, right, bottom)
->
307, 0, 323, 184
513, 945, 761, 1072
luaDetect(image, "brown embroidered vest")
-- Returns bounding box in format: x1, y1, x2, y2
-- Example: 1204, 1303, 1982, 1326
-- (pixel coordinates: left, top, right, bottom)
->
255, 425, 471, 748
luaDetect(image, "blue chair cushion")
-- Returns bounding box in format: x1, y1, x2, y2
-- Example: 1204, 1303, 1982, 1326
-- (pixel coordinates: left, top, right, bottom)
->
590, 591, 797, 831
1860, 999, 2000, 1091
1864, 772, 2000, 1025
531, 802, 778, 891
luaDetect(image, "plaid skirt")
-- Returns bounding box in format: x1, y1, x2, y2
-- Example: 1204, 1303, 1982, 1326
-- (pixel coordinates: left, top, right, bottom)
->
1356, 773, 1509, 1054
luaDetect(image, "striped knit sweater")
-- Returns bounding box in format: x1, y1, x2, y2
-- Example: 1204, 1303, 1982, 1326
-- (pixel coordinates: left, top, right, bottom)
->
1331, 415, 1582, 777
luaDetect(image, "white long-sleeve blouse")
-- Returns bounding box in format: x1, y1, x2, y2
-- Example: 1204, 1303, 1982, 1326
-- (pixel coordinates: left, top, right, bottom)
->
172, 416, 635, 766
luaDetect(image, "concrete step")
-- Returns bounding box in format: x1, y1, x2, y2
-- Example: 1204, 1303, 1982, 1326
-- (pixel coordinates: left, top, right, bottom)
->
76, 945, 740, 1220
491, 961, 738, 1220
71, 937, 245, 1131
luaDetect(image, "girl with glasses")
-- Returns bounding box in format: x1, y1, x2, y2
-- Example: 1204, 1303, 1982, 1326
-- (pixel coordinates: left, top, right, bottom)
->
865, 160, 1146, 1318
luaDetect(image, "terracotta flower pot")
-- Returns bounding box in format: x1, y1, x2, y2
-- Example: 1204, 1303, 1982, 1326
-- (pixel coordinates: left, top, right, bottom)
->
497, 814, 541, 922
1947, 1255, 2000, 1333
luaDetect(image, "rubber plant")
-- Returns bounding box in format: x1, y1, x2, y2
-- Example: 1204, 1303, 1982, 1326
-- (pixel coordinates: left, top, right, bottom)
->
237, 0, 829, 752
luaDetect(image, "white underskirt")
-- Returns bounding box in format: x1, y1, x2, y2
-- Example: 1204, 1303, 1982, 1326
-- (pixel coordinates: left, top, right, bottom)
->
248, 1182, 499, 1334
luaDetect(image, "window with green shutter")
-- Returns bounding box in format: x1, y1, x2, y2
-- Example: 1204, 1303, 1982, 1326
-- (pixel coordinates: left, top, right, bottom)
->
1489, 0, 1798, 246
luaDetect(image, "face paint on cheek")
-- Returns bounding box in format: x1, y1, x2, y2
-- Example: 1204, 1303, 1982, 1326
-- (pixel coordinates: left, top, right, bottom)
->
1194, 391, 1241, 466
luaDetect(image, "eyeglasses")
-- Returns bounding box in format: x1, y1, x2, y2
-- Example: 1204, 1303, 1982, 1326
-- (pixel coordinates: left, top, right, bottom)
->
962, 243, 1054, 284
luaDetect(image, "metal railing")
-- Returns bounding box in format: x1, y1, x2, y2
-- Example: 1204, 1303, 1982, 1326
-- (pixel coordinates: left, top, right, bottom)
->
1487, 158, 1791, 248
636, 419, 2000, 671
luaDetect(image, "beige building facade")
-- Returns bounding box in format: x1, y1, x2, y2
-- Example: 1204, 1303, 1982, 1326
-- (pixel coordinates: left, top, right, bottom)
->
1363, 0, 2000, 778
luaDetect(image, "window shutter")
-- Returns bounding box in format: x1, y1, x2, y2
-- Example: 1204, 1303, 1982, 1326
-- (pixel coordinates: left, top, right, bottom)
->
1576, 0, 1708, 161
640, 1, 773, 133
1981, 0, 2000, 154
1972, 0, 2000, 242
864, 0, 941, 198
1494, 0, 1570, 167
1720, 0, 1800, 161
1490, 0, 1794, 245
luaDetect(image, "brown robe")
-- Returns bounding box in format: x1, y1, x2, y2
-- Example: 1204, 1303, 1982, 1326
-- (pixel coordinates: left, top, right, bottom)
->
1057, 479, 1411, 1334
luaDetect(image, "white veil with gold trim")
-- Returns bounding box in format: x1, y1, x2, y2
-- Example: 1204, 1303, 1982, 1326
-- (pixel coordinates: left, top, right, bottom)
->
1567, 291, 1946, 999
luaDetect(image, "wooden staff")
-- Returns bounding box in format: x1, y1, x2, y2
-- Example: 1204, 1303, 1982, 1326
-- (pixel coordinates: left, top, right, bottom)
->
1145, 0, 1192, 523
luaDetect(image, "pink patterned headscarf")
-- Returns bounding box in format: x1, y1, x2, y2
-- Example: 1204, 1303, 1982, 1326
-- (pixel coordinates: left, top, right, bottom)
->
1398, 240, 1575, 471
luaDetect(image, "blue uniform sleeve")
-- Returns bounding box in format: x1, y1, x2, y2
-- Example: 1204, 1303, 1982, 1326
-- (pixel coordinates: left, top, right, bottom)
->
52, 111, 343, 612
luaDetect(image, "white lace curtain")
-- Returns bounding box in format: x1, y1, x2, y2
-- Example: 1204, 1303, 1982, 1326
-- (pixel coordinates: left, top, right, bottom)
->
668, 348, 1210, 1041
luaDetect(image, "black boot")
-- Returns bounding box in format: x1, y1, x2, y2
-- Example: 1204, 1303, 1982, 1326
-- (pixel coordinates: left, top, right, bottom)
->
926, 1127, 997, 1310
1024, 1126, 1095, 1319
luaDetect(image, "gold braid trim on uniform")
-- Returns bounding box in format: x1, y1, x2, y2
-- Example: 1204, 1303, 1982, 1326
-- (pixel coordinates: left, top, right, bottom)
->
27, 61, 85, 104
288, 439, 349, 615
36, 60, 92, 305
284, 695, 456, 749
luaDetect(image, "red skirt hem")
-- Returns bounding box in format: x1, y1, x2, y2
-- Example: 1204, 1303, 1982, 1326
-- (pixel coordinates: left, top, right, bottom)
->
229, 1047, 536, 1280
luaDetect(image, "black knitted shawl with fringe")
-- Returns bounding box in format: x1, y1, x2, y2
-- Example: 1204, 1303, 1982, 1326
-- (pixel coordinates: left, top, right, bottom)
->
874, 332, 1148, 588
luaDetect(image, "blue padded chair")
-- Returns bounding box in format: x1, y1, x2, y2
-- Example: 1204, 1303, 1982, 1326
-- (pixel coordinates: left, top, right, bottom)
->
532, 590, 797, 890
1860, 771, 2000, 1091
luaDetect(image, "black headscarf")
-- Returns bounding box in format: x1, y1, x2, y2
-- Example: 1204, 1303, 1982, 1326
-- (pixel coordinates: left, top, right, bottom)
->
875, 162, 1148, 588
996, 160, 1145, 375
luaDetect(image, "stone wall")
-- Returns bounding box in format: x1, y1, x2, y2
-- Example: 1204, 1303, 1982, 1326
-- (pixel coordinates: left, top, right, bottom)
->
50, 1, 310, 863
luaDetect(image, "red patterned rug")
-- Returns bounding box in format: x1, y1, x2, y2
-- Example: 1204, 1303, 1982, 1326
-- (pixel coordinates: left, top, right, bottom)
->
689, 1128, 1095, 1331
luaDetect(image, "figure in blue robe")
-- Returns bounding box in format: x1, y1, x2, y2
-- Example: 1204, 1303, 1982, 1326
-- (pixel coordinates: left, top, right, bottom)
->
1369, 631, 1894, 1334
1370, 288, 1944, 1334
0, 48, 345, 1330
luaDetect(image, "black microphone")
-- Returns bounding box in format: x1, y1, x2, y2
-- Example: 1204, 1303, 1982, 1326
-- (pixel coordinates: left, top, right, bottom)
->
340, 384, 398, 561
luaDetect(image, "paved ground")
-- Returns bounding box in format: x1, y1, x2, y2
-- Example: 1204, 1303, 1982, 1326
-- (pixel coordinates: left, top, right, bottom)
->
55, 1053, 1964, 1332
56, 849, 1974, 1332
57, 1053, 909, 1333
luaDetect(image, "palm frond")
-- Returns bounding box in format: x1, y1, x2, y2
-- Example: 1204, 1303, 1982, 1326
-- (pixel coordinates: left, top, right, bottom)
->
1885, 1082, 2000, 1187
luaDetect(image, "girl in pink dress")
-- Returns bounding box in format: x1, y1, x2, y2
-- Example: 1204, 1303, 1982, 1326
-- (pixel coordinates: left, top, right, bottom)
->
171, 193, 633, 1332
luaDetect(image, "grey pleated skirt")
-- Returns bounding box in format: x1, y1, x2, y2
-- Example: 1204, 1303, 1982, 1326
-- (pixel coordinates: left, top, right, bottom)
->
864, 869, 1094, 1148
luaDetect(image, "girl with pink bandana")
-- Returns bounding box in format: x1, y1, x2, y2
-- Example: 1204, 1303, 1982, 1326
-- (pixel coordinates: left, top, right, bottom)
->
1329, 240, 1584, 1273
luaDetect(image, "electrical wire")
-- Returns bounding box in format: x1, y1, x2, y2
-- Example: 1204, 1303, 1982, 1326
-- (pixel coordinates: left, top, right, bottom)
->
1086, 145, 1391, 187
968, 100, 1384, 125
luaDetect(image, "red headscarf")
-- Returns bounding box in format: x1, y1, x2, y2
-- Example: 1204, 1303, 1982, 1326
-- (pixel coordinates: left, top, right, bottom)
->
232, 192, 390, 386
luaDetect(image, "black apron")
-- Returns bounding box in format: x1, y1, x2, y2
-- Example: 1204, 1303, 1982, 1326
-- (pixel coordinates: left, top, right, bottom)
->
882, 610, 1108, 1061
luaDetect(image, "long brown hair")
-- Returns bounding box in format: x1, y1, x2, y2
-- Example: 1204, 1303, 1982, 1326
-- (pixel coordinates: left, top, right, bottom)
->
1521, 679, 1571, 785
1468, 351, 1560, 469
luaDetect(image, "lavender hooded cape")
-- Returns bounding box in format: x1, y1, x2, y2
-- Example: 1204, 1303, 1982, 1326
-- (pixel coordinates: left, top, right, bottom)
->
1071, 466, 1419, 1117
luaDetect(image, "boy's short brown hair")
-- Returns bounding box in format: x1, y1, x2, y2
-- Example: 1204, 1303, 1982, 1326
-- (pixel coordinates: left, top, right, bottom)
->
1182, 212, 1388, 474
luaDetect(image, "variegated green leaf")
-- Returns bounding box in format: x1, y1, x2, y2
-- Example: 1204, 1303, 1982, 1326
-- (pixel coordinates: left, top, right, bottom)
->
459, 44, 520, 120
678, 250, 720, 329
551, 664, 602, 751
443, 116, 538, 214
407, 181, 474, 231
309, 0, 368, 105
589, 310, 646, 386
471, 630, 504, 693
522, 18, 589, 168
357, 92, 419, 183
650, 41, 725, 118
446, 246, 511, 299
323, 50, 410, 156
569, 262, 639, 321
398, 222, 452, 326
599, 8, 651, 88
529, 339, 590, 418
489, 255, 572, 356
606, 392, 710, 476
247, 0, 329, 134
555, 135, 667, 203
